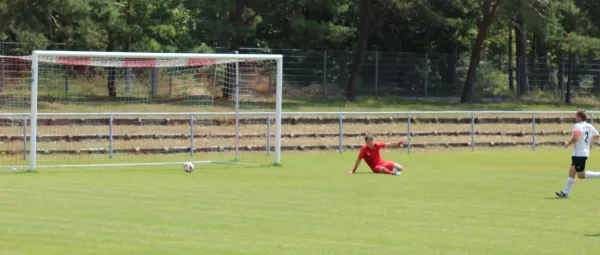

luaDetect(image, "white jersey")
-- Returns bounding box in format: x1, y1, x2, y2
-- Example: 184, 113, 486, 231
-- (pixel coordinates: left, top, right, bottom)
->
572, 121, 599, 157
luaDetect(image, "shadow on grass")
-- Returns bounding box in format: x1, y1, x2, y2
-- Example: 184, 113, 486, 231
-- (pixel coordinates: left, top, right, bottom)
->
584, 233, 600, 237
0, 169, 36, 175
542, 197, 568, 200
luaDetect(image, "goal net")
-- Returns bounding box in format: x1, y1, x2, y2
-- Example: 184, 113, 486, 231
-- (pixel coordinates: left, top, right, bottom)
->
1, 51, 282, 170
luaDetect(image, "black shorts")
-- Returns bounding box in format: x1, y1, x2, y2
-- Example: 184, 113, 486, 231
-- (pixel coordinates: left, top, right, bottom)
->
571, 156, 588, 172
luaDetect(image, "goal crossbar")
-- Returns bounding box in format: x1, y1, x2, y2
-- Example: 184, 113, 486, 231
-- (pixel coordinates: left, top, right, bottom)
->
32, 50, 283, 60
29, 50, 284, 170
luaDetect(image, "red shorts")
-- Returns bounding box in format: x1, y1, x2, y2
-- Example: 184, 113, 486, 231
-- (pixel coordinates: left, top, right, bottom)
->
371, 160, 395, 173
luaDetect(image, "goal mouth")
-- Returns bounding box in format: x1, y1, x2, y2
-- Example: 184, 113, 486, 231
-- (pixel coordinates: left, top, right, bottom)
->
1, 51, 283, 170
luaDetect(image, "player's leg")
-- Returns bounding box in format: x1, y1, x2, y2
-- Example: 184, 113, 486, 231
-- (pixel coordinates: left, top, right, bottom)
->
574, 157, 587, 179
374, 167, 393, 175
556, 157, 587, 197
579, 157, 600, 178
583, 170, 600, 178
392, 162, 404, 172
374, 161, 400, 176
555, 157, 578, 197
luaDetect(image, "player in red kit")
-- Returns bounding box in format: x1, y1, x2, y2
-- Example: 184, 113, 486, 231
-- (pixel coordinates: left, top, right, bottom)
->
349, 134, 405, 176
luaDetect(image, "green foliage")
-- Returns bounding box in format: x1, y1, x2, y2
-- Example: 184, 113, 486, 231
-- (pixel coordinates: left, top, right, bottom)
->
1, 0, 599, 56
3, 0, 600, 101
476, 61, 514, 98
0, 0, 596, 56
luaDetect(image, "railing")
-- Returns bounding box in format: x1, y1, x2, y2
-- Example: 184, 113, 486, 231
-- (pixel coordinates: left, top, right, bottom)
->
0, 111, 593, 163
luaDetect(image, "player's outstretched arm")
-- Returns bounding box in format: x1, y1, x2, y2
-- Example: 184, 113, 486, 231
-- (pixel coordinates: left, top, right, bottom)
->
384, 140, 405, 148
350, 158, 361, 174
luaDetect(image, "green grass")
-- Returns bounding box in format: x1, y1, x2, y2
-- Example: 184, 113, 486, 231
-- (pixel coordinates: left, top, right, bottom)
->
3, 97, 600, 113
1, 150, 600, 254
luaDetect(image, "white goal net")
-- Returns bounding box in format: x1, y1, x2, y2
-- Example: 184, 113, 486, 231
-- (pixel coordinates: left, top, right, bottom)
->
0, 51, 282, 170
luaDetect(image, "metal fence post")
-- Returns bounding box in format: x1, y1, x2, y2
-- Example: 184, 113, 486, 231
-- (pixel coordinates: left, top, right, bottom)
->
151, 67, 158, 96
190, 115, 195, 157
375, 51, 379, 97
126, 68, 132, 93
169, 68, 173, 95
471, 112, 475, 151
23, 115, 27, 160
560, 61, 565, 100
266, 115, 271, 156
339, 113, 343, 153
65, 68, 70, 96
1, 53, 5, 93
109, 114, 114, 159
323, 50, 327, 98
407, 113, 412, 153
532, 113, 536, 151
472, 72, 476, 100
424, 53, 428, 98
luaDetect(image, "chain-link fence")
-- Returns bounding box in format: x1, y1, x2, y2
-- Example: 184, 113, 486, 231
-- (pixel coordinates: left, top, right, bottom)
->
2, 42, 599, 102
217, 48, 600, 102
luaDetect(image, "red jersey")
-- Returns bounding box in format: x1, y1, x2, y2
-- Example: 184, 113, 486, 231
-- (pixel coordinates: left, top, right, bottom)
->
358, 142, 386, 169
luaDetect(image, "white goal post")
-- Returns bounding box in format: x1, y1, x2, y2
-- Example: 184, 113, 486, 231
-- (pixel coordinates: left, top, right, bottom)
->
27, 50, 283, 171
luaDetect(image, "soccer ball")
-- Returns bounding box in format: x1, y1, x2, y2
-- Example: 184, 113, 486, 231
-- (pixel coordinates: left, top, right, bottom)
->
183, 162, 195, 173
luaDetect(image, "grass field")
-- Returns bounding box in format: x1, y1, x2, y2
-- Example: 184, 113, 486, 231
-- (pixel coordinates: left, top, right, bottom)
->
2, 149, 600, 255
3, 96, 600, 113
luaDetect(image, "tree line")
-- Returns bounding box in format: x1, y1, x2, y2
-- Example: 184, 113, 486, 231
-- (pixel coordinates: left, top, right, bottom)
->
1, 0, 599, 103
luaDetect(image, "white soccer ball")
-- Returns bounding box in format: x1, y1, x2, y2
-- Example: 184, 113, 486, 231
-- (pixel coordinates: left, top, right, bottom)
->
183, 162, 195, 173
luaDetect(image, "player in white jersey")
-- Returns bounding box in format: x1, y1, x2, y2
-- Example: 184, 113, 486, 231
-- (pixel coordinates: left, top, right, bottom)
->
556, 110, 600, 198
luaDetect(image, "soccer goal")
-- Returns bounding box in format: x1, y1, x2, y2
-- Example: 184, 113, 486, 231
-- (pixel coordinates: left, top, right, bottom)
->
1, 51, 282, 171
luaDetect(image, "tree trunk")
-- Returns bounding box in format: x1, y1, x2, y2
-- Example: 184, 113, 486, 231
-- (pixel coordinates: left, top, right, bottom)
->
535, 33, 549, 90
107, 68, 117, 97
106, 37, 117, 98
593, 74, 600, 93
224, 0, 245, 100
346, 32, 369, 101
346, 0, 374, 101
571, 61, 581, 88
0, 55, 4, 93
515, 13, 528, 96
124, 0, 132, 51
558, 52, 564, 98
460, 0, 499, 102
228, 0, 244, 51
592, 58, 600, 93
530, 34, 537, 88
566, 52, 572, 104
508, 23, 514, 92
446, 44, 459, 96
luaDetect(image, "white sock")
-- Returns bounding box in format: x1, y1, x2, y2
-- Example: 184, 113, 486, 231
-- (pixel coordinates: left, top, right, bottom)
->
564, 177, 575, 194
585, 171, 600, 178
